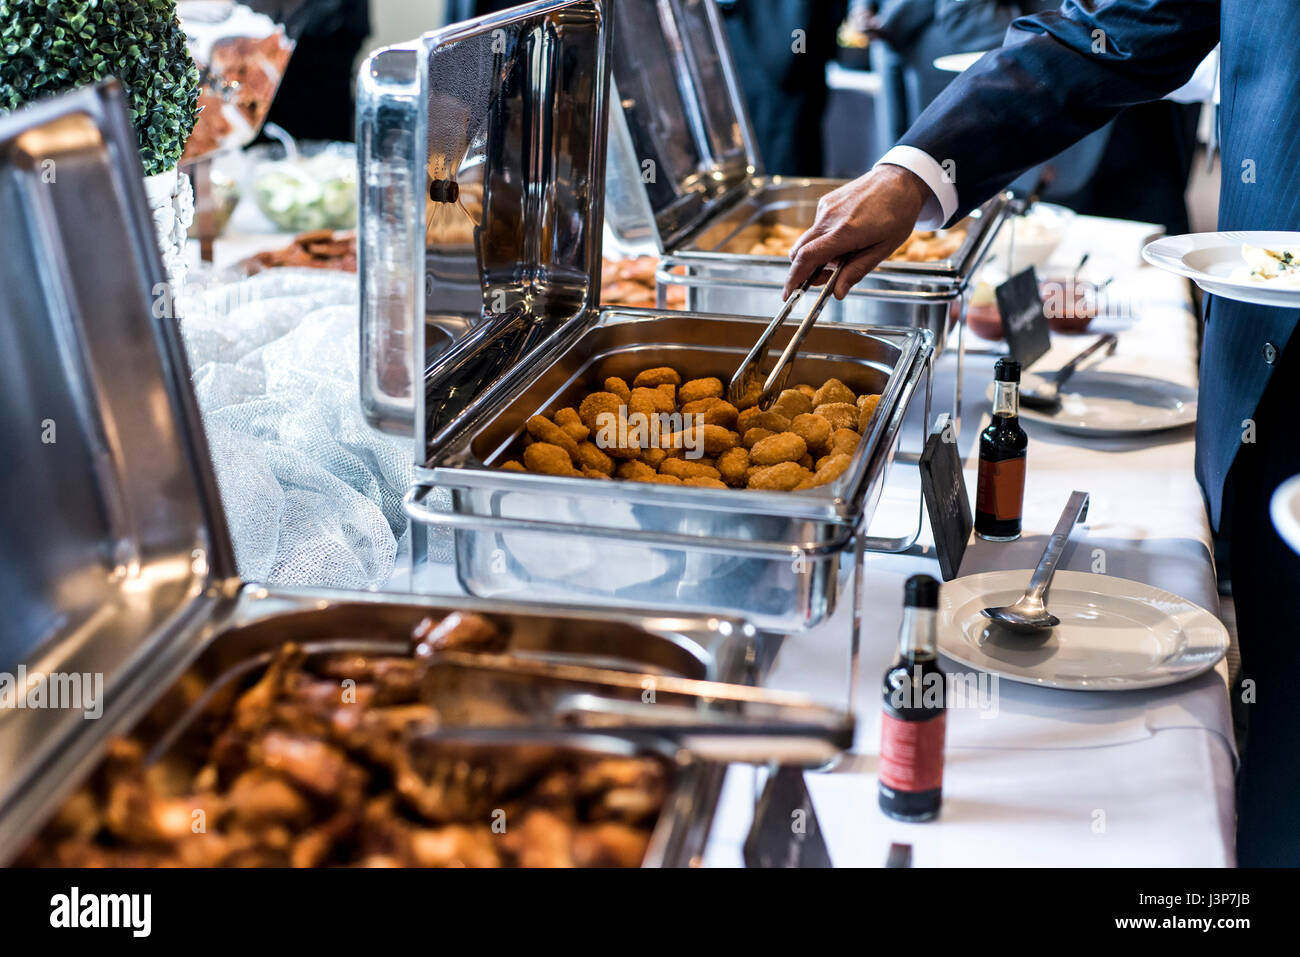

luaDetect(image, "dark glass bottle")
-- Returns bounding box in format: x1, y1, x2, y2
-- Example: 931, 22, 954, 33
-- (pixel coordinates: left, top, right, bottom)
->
975, 357, 1028, 541
879, 574, 947, 822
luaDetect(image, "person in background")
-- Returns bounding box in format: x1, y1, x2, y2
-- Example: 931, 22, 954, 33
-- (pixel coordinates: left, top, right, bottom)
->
718, 0, 849, 176
785, 0, 1300, 866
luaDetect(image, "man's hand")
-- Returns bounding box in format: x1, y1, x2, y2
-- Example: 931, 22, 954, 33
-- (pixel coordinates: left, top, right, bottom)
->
784, 165, 930, 300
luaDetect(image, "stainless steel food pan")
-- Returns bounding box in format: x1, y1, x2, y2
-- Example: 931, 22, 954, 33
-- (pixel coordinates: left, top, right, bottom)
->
1, 585, 759, 867
406, 309, 932, 630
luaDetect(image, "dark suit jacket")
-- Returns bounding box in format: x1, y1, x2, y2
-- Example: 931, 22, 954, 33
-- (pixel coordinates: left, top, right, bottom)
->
898, 0, 1300, 530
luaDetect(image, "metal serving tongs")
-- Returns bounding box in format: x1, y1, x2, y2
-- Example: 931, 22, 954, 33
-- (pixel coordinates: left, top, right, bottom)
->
411, 651, 856, 768
728, 262, 845, 411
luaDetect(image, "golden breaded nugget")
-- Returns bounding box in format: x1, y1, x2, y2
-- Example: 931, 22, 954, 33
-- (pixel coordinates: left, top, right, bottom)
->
582, 467, 612, 480
813, 378, 856, 408
524, 442, 580, 476
629, 386, 674, 421
554, 407, 589, 443
736, 407, 792, 435
716, 446, 750, 487
829, 428, 861, 457
501, 460, 526, 472
576, 441, 614, 476
616, 460, 658, 481
526, 414, 579, 460
682, 397, 740, 429
790, 413, 832, 454
660, 458, 722, 481
633, 367, 681, 388
603, 376, 632, 403
747, 461, 813, 491
683, 476, 727, 488
795, 384, 816, 399
643, 473, 683, 485
641, 446, 669, 469
742, 427, 777, 450
750, 432, 808, 466
858, 394, 881, 432
678, 377, 724, 405
769, 389, 813, 421
798, 453, 814, 470
814, 402, 858, 431
579, 391, 624, 431
808, 452, 853, 487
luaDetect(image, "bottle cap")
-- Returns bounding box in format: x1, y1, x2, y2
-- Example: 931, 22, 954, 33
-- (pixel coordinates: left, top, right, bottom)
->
994, 358, 1021, 383
904, 574, 940, 609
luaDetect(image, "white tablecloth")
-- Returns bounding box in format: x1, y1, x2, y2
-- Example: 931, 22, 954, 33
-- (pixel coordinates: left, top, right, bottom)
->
704, 216, 1236, 867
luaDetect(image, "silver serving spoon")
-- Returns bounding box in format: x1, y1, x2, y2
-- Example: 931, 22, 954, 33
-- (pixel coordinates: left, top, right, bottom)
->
982, 490, 1090, 632
1019, 333, 1117, 410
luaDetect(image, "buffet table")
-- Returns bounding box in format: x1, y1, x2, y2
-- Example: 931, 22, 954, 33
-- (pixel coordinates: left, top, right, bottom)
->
703, 215, 1236, 867
197, 213, 1234, 868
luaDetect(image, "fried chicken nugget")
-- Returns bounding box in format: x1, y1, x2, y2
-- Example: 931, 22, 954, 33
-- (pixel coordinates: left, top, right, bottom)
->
657, 382, 677, 407
554, 407, 589, 443
579, 391, 624, 432
582, 467, 612, 480
629, 386, 674, 418
524, 442, 581, 476
790, 413, 832, 455
576, 441, 615, 476
683, 476, 727, 489
501, 460, 526, 472
643, 473, 683, 485
829, 428, 861, 457
742, 427, 777, 450
747, 461, 813, 491
798, 453, 814, 470
736, 407, 792, 435
526, 415, 579, 461
750, 432, 808, 466
603, 376, 632, 404
716, 446, 751, 487
814, 402, 859, 431
660, 458, 723, 482
769, 389, 813, 421
678, 377, 724, 405
682, 397, 739, 429
616, 460, 658, 481
665, 423, 739, 456
641, 446, 669, 469
807, 452, 853, 487
813, 378, 856, 408
858, 394, 881, 432
633, 367, 681, 389
795, 384, 816, 400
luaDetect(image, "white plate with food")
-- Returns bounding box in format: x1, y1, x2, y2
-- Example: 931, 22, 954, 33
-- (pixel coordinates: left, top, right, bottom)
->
1270, 473, 1300, 556
938, 570, 1229, 691
1143, 231, 1300, 308
985, 370, 1197, 435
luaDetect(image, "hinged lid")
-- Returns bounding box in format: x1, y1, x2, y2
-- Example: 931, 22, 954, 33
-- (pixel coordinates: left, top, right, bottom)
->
358, 0, 614, 465
0, 84, 234, 804
603, 0, 762, 253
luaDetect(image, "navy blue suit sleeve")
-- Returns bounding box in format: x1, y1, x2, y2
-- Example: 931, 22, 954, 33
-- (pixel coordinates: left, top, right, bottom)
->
899, 0, 1220, 220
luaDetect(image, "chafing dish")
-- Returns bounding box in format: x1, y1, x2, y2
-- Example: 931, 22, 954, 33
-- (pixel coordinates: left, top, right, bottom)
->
356, 1, 934, 627
601, 0, 1009, 354
0, 81, 804, 867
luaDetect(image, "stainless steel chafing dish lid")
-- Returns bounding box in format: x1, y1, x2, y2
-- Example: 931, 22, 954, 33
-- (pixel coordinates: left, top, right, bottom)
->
602, 0, 760, 254
0, 84, 237, 813
357, 0, 614, 453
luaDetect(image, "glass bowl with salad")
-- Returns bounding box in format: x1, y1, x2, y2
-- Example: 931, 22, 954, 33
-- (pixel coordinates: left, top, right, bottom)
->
251, 141, 357, 232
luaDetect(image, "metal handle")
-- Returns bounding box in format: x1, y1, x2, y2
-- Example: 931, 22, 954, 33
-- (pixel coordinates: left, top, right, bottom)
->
1025, 490, 1090, 603
1052, 333, 1117, 391
759, 262, 844, 401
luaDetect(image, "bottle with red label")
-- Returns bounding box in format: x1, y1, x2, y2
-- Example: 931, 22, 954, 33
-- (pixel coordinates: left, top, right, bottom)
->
975, 357, 1028, 541
879, 574, 946, 822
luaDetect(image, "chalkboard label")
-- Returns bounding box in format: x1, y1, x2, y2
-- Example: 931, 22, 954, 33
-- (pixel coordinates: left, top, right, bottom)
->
996, 267, 1051, 368
743, 766, 832, 868
919, 413, 972, 581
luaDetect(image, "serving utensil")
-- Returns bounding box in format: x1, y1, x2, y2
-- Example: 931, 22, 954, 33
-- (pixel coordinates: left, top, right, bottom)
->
728, 261, 844, 410
1020, 334, 1117, 410
981, 490, 1090, 632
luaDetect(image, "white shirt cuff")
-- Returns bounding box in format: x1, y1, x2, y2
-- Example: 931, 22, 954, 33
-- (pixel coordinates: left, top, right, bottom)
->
873, 145, 960, 230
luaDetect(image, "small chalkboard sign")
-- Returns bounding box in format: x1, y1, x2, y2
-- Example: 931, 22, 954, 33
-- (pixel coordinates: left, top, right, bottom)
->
918, 413, 972, 581
996, 266, 1051, 369
743, 766, 832, 868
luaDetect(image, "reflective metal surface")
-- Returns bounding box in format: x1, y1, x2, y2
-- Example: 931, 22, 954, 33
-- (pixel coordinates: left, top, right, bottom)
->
359, 0, 613, 454
408, 310, 931, 630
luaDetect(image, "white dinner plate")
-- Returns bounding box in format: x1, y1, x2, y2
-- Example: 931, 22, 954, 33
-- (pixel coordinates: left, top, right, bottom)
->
938, 570, 1228, 691
1142, 231, 1300, 308
1270, 474, 1300, 556
985, 370, 1197, 435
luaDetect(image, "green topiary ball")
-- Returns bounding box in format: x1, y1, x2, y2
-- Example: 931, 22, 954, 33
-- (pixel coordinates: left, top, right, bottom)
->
0, 0, 200, 176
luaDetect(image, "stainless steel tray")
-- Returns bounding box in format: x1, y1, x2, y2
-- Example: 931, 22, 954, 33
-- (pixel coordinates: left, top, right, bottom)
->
407, 309, 931, 630
4, 587, 757, 867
